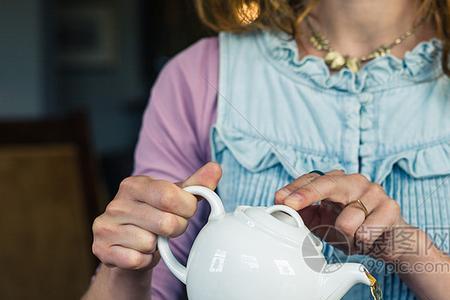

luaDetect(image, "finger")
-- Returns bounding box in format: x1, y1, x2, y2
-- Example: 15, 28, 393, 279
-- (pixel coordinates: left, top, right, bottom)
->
106, 201, 189, 237
352, 183, 385, 216
275, 172, 321, 204
117, 177, 198, 218
342, 183, 388, 234
334, 184, 388, 252
104, 245, 155, 270
149, 181, 198, 218
327, 169, 346, 176
181, 162, 222, 190
355, 199, 400, 254
334, 206, 365, 251
275, 170, 345, 204
279, 173, 370, 210
106, 224, 157, 254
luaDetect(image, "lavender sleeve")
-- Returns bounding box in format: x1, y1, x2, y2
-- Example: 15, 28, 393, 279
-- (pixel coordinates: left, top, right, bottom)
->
133, 37, 219, 299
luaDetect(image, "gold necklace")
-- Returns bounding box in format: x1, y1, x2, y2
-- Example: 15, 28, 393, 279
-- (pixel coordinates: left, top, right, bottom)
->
305, 17, 425, 72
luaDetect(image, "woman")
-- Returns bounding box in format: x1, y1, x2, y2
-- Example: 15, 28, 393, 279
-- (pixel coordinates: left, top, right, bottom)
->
84, 0, 450, 299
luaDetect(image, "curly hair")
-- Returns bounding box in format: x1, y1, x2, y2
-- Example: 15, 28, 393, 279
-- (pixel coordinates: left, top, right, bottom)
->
195, 0, 450, 75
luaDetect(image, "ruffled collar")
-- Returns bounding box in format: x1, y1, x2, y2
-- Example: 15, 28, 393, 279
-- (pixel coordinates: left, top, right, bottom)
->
256, 30, 444, 93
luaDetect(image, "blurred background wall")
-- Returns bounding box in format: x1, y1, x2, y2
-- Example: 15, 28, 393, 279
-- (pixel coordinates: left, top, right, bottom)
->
1, 0, 210, 198
0, 0, 210, 298
1, 0, 50, 118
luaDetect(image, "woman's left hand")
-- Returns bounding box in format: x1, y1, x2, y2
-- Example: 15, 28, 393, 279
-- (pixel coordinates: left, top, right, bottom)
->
275, 170, 409, 262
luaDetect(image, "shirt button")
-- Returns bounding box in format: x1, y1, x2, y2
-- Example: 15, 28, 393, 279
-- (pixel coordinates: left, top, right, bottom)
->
360, 145, 374, 156
360, 93, 373, 105
346, 105, 360, 119
361, 130, 374, 142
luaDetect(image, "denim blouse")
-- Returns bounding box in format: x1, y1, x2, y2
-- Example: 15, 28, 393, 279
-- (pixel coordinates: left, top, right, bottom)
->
211, 30, 450, 299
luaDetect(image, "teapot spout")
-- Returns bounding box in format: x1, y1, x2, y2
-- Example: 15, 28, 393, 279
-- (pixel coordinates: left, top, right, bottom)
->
320, 263, 372, 300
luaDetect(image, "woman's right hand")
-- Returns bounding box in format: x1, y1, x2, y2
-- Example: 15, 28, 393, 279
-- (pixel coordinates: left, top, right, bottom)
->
92, 162, 222, 271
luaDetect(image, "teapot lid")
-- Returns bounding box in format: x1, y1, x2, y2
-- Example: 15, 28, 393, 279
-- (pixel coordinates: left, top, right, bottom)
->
239, 205, 322, 249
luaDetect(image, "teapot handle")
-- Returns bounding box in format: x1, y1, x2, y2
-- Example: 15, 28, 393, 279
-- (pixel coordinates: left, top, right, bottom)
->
157, 186, 225, 284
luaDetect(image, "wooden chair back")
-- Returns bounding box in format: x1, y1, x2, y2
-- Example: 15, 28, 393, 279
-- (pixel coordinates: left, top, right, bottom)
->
0, 114, 99, 299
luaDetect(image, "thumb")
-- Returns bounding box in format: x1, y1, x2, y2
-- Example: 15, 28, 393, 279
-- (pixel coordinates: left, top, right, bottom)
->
181, 162, 222, 190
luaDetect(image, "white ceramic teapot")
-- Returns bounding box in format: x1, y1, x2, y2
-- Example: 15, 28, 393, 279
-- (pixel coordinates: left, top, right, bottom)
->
158, 186, 372, 300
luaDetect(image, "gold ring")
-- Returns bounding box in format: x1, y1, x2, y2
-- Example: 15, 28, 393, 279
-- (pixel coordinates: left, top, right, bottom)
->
345, 199, 369, 217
